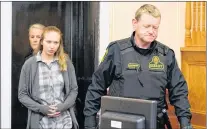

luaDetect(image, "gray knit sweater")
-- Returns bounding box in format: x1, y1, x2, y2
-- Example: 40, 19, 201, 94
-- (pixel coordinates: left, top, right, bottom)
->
18, 56, 78, 129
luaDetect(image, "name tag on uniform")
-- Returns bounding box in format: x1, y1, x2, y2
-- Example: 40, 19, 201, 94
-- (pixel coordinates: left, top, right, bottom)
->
127, 63, 140, 70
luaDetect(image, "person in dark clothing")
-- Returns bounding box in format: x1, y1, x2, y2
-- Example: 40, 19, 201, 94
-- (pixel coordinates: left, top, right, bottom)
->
25, 23, 45, 61
84, 4, 192, 129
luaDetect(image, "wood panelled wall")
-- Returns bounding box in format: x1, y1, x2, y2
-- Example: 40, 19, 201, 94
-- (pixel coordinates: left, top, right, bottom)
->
168, 2, 206, 129
182, 2, 206, 128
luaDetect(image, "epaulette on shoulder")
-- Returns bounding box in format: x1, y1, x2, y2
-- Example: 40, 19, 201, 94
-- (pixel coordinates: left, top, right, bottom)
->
107, 41, 117, 49
155, 41, 170, 56
116, 37, 132, 51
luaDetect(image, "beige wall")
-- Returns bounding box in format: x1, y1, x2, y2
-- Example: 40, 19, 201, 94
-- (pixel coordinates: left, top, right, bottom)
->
99, 2, 186, 67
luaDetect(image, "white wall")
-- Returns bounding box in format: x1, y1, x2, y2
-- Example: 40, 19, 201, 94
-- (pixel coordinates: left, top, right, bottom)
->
99, 2, 110, 62
1, 2, 12, 128
99, 2, 186, 67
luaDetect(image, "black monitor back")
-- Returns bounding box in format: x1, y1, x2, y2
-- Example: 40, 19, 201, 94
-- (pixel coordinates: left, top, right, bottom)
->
100, 96, 157, 129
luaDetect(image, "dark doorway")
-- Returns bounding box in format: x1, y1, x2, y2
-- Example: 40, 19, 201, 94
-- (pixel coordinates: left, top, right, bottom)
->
12, 2, 99, 129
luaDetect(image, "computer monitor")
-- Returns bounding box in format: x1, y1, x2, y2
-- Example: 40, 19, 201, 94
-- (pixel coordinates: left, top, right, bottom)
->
99, 96, 157, 129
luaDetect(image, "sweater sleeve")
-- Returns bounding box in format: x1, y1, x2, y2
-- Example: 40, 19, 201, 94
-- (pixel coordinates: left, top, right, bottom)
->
18, 64, 50, 115
57, 59, 78, 112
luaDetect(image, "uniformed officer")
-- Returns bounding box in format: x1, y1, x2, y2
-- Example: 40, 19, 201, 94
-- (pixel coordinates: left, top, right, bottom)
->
84, 4, 192, 129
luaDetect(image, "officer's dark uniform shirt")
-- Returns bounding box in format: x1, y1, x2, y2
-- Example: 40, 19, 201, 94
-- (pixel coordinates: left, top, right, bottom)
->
84, 32, 192, 128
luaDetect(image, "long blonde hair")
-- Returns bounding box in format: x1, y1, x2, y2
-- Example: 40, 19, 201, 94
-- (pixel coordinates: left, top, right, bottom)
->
40, 26, 68, 71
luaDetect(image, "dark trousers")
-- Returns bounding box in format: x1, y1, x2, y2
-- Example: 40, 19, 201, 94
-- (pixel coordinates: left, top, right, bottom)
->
157, 116, 166, 129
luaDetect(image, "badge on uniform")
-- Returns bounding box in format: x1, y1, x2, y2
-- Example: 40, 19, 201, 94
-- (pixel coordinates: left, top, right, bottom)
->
149, 56, 164, 70
101, 49, 108, 63
127, 63, 140, 70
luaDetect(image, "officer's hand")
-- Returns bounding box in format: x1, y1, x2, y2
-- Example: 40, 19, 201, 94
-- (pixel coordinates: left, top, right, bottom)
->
181, 125, 193, 129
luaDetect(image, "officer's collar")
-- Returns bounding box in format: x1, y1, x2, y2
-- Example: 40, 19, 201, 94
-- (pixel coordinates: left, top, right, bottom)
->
130, 31, 157, 54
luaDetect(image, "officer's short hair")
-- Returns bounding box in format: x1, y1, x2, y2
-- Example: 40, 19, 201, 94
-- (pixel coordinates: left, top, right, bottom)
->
135, 4, 161, 20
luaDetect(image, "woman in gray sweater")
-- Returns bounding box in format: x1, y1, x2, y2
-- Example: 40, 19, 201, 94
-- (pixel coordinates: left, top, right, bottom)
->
18, 26, 78, 129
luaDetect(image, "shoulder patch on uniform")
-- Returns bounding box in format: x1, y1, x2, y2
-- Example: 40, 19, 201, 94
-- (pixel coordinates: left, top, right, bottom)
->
101, 49, 109, 63
149, 56, 164, 70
